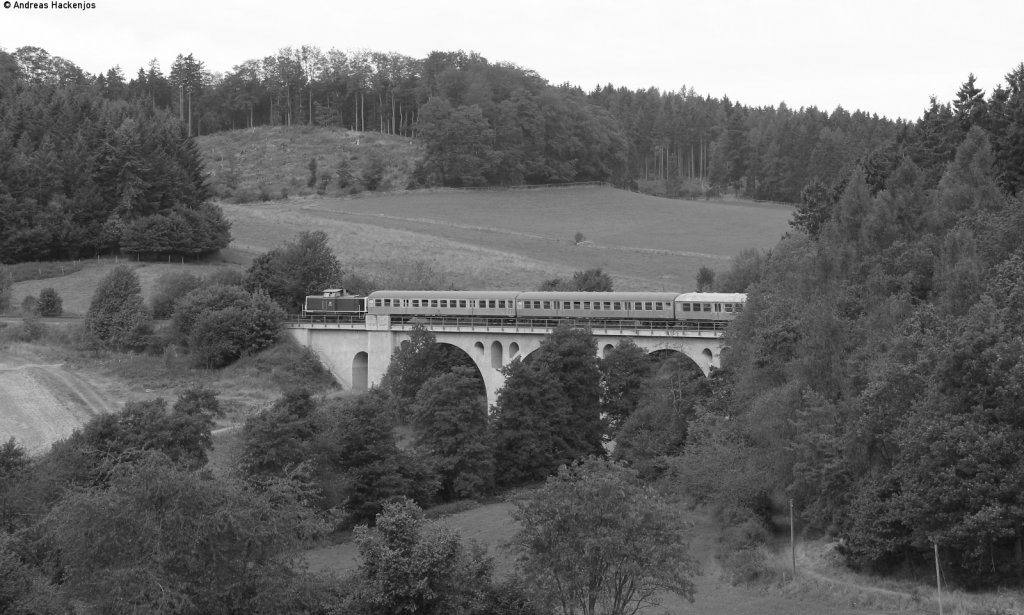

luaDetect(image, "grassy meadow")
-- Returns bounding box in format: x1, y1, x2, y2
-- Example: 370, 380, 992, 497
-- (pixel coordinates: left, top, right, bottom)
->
220, 185, 792, 292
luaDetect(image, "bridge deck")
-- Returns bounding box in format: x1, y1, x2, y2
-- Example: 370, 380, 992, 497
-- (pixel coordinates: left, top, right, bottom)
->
284, 314, 725, 338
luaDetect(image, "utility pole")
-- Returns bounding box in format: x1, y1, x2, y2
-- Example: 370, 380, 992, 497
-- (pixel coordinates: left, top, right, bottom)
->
934, 540, 943, 615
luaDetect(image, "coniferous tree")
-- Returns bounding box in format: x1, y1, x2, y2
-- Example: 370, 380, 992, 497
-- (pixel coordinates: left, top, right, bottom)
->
84, 265, 151, 350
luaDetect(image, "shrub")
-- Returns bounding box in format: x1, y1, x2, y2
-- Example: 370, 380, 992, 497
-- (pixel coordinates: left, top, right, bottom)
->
172, 284, 251, 342
150, 272, 204, 319
21, 295, 38, 316
37, 288, 62, 317
84, 266, 152, 351
186, 290, 283, 368
204, 268, 243, 287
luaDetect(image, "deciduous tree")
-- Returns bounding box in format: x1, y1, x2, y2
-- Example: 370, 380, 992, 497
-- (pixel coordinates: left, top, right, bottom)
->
510, 458, 698, 615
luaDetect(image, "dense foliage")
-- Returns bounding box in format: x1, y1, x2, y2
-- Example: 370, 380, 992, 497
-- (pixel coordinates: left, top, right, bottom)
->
491, 325, 604, 486
346, 498, 496, 614
411, 367, 494, 500
0, 47, 230, 262
690, 108, 1024, 587
242, 230, 344, 312
510, 458, 697, 615
170, 282, 284, 367
83, 265, 152, 350
8, 45, 1024, 204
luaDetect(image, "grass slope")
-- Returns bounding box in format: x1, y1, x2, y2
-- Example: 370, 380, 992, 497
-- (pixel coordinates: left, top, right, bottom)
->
198, 126, 421, 202
220, 185, 792, 291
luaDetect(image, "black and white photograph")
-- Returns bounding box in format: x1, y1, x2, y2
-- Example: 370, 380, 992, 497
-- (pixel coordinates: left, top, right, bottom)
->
1, 1, 1023, 612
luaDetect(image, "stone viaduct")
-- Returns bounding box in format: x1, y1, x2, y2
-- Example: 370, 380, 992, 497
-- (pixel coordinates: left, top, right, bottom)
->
285, 314, 727, 408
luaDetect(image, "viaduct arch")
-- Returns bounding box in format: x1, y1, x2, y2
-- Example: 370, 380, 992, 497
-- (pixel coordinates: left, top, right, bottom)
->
286, 317, 726, 409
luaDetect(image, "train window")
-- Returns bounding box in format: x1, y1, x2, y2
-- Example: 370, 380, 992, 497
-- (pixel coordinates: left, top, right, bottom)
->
593, 302, 601, 311
735, 304, 744, 312
573, 302, 581, 310
561, 302, 569, 309
644, 302, 653, 310
543, 301, 551, 309
703, 303, 711, 312
724, 304, 733, 312
430, 300, 438, 308
603, 302, 611, 310
500, 301, 507, 308
439, 300, 446, 308
383, 299, 391, 307
682, 303, 691, 311
412, 300, 419, 307
459, 300, 466, 308
655, 302, 662, 311
714, 303, 721, 312
613, 302, 621, 310
583, 301, 591, 309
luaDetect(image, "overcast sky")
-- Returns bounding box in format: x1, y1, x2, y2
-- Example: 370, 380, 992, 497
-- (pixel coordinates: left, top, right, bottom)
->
1, 0, 1021, 121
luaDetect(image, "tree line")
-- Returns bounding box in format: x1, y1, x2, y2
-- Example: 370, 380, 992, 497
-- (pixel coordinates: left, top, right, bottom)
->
6, 45, 1023, 208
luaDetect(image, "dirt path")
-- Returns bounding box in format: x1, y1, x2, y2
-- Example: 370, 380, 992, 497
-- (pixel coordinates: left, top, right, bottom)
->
0, 358, 119, 452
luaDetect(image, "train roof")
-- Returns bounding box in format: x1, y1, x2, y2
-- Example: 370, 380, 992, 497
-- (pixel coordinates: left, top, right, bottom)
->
367, 290, 522, 299
675, 292, 747, 302
516, 291, 681, 302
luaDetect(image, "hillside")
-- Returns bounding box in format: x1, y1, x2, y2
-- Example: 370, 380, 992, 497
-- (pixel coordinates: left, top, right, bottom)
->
198, 126, 422, 202
217, 183, 792, 292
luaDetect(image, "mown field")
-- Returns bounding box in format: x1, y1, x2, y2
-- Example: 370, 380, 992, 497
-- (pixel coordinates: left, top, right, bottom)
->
220, 184, 793, 291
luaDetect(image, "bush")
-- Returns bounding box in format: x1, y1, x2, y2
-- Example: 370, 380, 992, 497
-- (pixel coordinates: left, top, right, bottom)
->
37, 288, 62, 317
20, 295, 38, 316
204, 268, 243, 287
150, 271, 204, 319
84, 266, 152, 351
226, 338, 337, 393
172, 284, 251, 341
187, 290, 283, 368
0, 315, 43, 342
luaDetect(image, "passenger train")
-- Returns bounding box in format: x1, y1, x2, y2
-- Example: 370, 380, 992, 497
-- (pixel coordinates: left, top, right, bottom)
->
303, 289, 745, 323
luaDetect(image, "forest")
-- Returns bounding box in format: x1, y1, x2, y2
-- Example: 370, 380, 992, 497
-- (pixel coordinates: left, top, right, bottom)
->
0, 48, 229, 263
693, 74, 1024, 587
12, 44, 1024, 204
